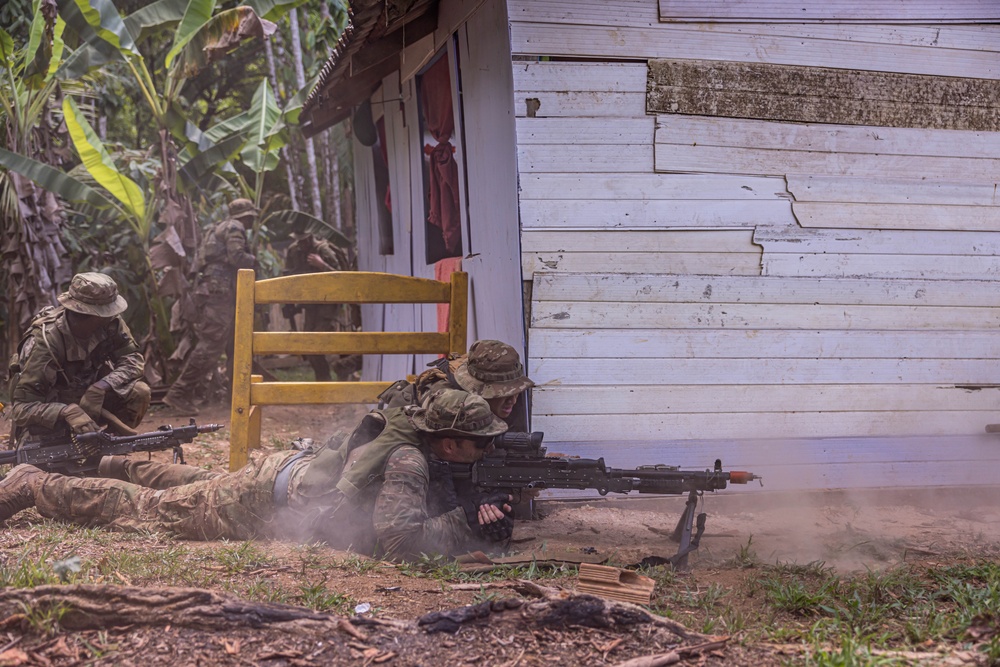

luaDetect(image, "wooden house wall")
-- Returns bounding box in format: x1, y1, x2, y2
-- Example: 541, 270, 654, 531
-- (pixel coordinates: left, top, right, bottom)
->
509, 0, 1000, 487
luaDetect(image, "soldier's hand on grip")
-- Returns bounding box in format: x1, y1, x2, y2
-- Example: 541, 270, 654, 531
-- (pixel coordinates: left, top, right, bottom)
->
61, 403, 99, 434
79, 381, 110, 421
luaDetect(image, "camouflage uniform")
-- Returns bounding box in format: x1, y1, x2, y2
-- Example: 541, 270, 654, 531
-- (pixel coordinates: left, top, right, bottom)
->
3, 390, 510, 561
8, 273, 149, 443
164, 200, 257, 410
282, 233, 357, 381
382, 339, 535, 431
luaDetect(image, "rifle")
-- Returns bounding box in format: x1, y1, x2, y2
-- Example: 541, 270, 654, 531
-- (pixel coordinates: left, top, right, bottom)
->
448, 431, 762, 570
0, 420, 223, 477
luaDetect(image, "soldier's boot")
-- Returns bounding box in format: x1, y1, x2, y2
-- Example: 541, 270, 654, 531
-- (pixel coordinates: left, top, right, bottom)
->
162, 391, 200, 416
0, 464, 45, 524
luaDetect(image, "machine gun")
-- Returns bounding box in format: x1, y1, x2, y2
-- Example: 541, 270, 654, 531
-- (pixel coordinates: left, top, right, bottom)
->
0, 420, 223, 477
448, 431, 762, 570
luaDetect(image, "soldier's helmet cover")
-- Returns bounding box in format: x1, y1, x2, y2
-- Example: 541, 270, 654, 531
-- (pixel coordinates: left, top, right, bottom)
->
229, 198, 258, 219
57, 272, 128, 317
410, 389, 509, 439
453, 340, 535, 400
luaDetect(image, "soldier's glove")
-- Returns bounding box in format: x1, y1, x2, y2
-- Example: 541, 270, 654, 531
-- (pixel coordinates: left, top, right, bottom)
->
61, 403, 99, 434
461, 492, 514, 543
79, 380, 110, 421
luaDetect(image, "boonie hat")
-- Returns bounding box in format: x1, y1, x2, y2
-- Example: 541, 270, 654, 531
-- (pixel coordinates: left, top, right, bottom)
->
410, 389, 508, 438
57, 272, 128, 317
229, 198, 258, 219
453, 340, 535, 399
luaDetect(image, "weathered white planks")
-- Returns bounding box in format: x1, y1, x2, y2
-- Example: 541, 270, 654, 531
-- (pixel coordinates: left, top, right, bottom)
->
532, 273, 1000, 307
753, 226, 1000, 255
519, 144, 653, 173
762, 254, 1000, 279
529, 329, 1000, 360
513, 92, 647, 118
790, 202, 1000, 232
531, 411, 995, 442
516, 117, 654, 144
509, 23, 1000, 80
657, 0, 1000, 23
524, 252, 760, 276
523, 230, 755, 253
531, 385, 1000, 414
512, 61, 647, 92
519, 199, 795, 229
519, 173, 790, 201
655, 115, 1000, 159
785, 176, 1000, 206
531, 302, 1000, 330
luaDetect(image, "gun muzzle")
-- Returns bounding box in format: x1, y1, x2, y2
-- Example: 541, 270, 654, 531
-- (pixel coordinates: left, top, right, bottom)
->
728, 471, 762, 485
199, 423, 225, 433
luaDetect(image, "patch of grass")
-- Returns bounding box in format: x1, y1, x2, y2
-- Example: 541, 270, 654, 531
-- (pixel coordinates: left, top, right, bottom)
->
802, 637, 907, 666
20, 600, 70, 636
762, 574, 839, 616
731, 536, 759, 569
0, 549, 66, 587
297, 581, 353, 613
338, 553, 383, 574
215, 541, 274, 575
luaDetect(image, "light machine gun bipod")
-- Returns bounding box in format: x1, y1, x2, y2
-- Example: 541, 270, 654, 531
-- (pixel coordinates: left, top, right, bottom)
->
448, 431, 762, 570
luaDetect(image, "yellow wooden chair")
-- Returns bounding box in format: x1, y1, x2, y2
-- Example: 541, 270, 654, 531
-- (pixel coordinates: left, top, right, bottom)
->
228, 268, 468, 470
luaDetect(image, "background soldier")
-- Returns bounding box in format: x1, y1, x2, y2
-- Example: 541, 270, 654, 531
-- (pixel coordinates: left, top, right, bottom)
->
0, 389, 513, 561
281, 229, 359, 381
7, 272, 150, 443
163, 198, 258, 415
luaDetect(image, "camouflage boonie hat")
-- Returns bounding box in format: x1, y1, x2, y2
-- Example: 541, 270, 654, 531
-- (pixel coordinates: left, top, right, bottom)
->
410, 389, 508, 439
229, 198, 258, 219
453, 340, 535, 399
57, 272, 128, 317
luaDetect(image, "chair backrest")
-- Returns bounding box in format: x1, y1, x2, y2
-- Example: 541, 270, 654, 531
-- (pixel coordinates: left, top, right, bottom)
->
228, 268, 468, 470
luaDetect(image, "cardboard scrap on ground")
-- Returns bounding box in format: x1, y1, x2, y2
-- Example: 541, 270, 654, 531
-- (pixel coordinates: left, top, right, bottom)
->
577, 563, 656, 606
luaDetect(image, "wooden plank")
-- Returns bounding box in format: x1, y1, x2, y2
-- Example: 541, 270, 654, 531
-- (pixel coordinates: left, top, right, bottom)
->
254, 272, 453, 304
655, 115, 1000, 159
509, 23, 1000, 80
523, 252, 761, 276
531, 384, 1000, 414
519, 199, 795, 228
762, 253, 1000, 279
528, 329, 1000, 360
518, 173, 790, 200
251, 381, 390, 405
532, 410, 995, 443
510, 0, 1000, 47
252, 331, 450, 356
531, 273, 1000, 307
655, 144, 1000, 181
512, 61, 648, 92
516, 117, 654, 144
657, 0, 1000, 22
791, 202, 1000, 232
523, 230, 756, 253
519, 144, 653, 173
786, 175, 1000, 205
647, 59, 1000, 131
530, 302, 1000, 330
754, 226, 1000, 255
529, 357, 1000, 385
228, 269, 256, 471
513, 91, 647, 118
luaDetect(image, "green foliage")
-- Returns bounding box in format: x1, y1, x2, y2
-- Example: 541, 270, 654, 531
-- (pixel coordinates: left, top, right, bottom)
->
297, 581, 353, 613
215, 540, 274, 574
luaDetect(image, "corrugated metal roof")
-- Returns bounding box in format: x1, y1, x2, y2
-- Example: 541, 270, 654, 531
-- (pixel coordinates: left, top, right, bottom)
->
301, 0, 439, 136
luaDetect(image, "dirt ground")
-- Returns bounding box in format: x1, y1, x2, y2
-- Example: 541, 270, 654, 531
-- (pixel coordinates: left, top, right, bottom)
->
2, 398, 1000, 665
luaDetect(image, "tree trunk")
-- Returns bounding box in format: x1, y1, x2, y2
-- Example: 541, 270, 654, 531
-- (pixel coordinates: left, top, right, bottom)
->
264, 38, 300, 211
288, 8, 324, 220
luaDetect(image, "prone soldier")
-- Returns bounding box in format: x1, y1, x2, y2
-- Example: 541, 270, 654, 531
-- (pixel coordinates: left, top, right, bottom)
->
7, 272, 150, 444
0, 389, 514, 561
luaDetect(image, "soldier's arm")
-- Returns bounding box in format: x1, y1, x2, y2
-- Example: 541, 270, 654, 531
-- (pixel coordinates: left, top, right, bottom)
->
413, 368, 453, 405
101, 319, 145, 396
373, 445, 477, 560
223, 221, 256, 269
10, 336, 67, 430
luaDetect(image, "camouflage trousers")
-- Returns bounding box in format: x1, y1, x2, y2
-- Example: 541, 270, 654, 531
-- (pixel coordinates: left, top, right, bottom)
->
33, 451, 300, 540
167, 291, 235, 398
104, 380, 152, 428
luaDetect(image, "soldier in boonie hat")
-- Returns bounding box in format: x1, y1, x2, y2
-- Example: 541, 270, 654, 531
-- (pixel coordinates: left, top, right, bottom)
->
57, 272, 128, 318
410, 388, 509, 440
453, 340, 534, 400
229, 198, 259, 220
